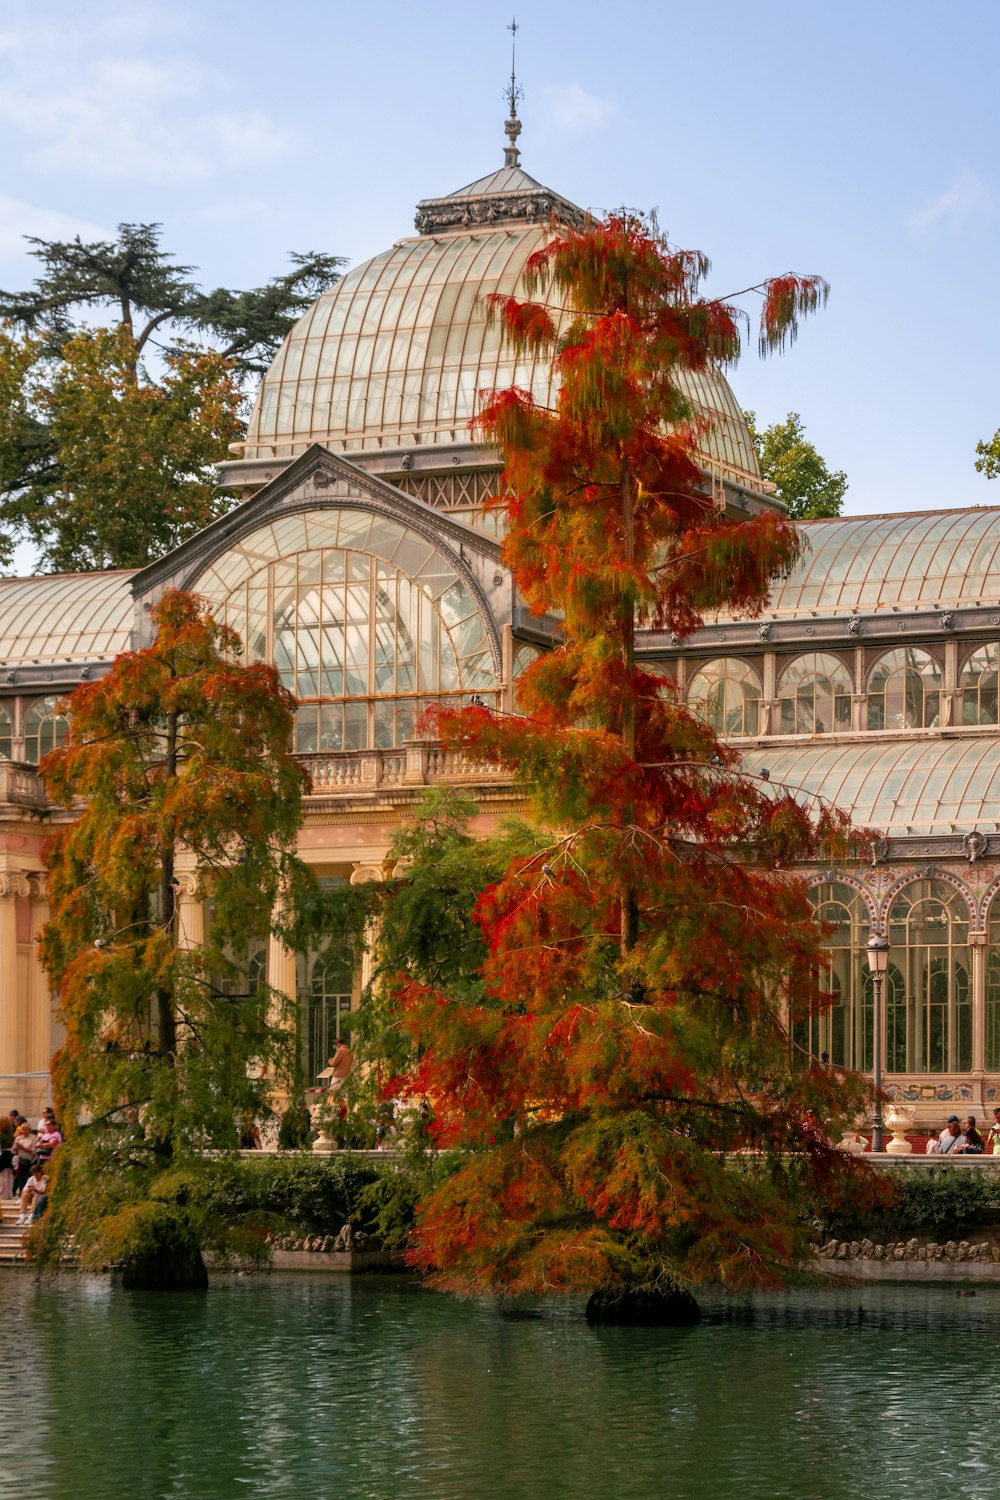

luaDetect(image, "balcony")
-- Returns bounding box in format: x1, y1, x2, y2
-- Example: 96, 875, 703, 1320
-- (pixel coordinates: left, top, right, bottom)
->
299, 740, 510, 797
0, 761, 48, 808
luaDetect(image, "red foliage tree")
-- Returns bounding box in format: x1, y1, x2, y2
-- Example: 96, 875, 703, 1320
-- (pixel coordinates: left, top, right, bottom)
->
35, 591, 307, 1287
388, 213, 880, 1299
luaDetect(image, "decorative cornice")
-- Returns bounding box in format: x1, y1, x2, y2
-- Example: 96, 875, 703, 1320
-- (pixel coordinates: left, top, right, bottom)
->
414, 189, 585, 236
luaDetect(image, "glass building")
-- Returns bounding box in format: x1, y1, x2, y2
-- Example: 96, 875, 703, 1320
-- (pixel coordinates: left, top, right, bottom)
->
1, 116, 996, 1127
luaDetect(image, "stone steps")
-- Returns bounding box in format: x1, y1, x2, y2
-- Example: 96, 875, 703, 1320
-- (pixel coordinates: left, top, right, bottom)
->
0, 1202, 30, 1263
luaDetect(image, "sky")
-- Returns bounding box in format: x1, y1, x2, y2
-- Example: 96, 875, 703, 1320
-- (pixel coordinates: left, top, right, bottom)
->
1, 0, 999, 531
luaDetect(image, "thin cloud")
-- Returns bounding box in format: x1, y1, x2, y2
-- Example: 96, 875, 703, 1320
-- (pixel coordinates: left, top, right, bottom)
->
909, 169, 995, 232
0, 18, 297, 186
199, 197, 268, 225
539, 82, 617, 134
0, 195, 110, 274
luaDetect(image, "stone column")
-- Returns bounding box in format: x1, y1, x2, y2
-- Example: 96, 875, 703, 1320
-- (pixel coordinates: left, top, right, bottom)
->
27, 874, 53, 1076
174, 872, 205, 951
351, 861, 386, 993
971, 931, 987, 1111
0, 872, 30, 1098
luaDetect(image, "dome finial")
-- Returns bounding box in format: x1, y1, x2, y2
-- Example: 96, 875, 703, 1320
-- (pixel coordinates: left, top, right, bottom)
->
504, 16, 523, 169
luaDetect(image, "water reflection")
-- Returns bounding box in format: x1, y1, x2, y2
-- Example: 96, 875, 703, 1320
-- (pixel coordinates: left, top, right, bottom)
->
3, 1274, 998, 1500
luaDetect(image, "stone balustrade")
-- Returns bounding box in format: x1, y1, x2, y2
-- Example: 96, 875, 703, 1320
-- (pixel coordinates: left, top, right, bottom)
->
0, 761, 47, 807
301, 740, 508, 796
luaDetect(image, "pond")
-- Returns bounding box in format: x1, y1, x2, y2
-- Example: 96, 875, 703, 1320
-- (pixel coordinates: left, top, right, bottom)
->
2, 1271, 995, 1500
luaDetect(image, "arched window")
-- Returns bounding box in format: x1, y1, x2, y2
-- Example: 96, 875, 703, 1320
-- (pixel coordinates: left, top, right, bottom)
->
799, 883, 870, 1069
687, 658, 761, 738
303, 947, 354, 1086
867, 648, 941, 730
200, 513, 498, 754
0, 707, 10, 759
887, 880, 971, 1074
960, 644, 999, 726
776, 653, 852, 735
22, 696, 68, 764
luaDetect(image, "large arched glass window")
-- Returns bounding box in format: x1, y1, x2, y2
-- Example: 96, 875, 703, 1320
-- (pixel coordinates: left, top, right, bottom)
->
687, 658, 761, 738
867, 648, 941, 731
0, 707, 11, 759
195, 511, 498, 753
776, 653, 852, 735
960, 644, 999, 726
797, 883, 871, 1069
22, 696, 68, 764
887, 880, 971, 1073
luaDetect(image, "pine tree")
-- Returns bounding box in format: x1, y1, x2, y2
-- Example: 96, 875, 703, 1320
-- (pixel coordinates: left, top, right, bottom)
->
0, 225, 344, 568
380, 214, 878, 1308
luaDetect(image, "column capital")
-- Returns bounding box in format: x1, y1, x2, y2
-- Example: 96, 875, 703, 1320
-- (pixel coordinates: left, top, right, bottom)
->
0, 871, 31, 900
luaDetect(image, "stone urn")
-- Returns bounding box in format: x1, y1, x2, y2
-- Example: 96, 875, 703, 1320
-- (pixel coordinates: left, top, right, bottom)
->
884, 1103, 916, 1154
310, 1101, 337, 1153
837, 1130, 869, 1155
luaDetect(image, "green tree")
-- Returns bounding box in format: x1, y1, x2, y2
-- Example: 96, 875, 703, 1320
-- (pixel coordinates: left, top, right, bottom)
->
35, 591, 309, 1289
367, 215, 878, 1313
0, 222, 344, 376
745, 410, 848, 518
6, 325, 245, 571
974, 427, 1000, 480
0, 224, 344, 568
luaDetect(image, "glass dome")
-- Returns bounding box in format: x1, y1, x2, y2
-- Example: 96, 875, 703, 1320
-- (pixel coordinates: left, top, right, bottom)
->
244, 210, 761, 482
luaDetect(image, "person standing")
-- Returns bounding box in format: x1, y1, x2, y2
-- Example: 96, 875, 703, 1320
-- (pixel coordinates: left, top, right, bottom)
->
327, 1037, 354, 1096
11, 1122, 36, 1196
954, 1116, 985, 1155
938, 1116, 966, 1155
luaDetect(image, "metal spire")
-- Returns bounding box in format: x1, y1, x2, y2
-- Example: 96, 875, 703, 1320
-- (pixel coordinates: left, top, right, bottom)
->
503, 17, 523, 169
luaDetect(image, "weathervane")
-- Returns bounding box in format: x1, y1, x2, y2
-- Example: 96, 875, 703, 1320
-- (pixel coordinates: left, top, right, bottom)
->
503, 16, 523, 168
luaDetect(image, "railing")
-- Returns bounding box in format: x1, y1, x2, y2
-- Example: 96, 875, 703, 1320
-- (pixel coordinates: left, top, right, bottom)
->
0, 762, 47, 807
0, 747, 509, 808
301, 740, 509, 797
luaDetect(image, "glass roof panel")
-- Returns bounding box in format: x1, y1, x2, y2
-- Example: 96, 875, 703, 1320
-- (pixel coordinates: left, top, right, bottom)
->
717, 509, 1000, 622
0, 571, 135, 663
742, 737, 1000, 834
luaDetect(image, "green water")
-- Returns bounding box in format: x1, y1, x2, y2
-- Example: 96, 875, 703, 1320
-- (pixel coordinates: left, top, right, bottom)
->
2, 1272, 997, 1500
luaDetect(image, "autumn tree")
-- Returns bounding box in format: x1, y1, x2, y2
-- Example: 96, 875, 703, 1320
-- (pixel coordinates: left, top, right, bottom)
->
4, 327, 244, 571
35, 591, 308, 1289
745, 409, 848, 519
377, 215, 877, 1316
0, 224, 344, 568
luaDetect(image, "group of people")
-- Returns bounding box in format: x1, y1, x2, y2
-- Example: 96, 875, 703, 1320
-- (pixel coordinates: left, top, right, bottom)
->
925, 1110, 1000, 1155
0, 1108, 62, 1225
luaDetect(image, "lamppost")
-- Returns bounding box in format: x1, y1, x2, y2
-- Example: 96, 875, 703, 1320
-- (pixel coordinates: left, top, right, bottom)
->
866, 933, 889, 1153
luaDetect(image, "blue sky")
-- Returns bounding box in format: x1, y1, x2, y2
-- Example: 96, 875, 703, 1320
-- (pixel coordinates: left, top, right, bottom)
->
1, 0, 998, 521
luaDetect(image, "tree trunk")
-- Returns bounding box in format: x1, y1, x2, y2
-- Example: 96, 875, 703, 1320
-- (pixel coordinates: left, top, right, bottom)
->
619, 453, 639, 954
585, 1286, 701, 1326
122, 1243, 209, 1291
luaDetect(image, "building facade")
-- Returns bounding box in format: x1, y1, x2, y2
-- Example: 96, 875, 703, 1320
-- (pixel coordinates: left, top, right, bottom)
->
1, 125, 997, 1125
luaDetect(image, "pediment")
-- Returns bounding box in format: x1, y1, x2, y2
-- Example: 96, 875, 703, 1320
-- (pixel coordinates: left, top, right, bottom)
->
132, 444, 503, 604
129, 445, 513, 656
